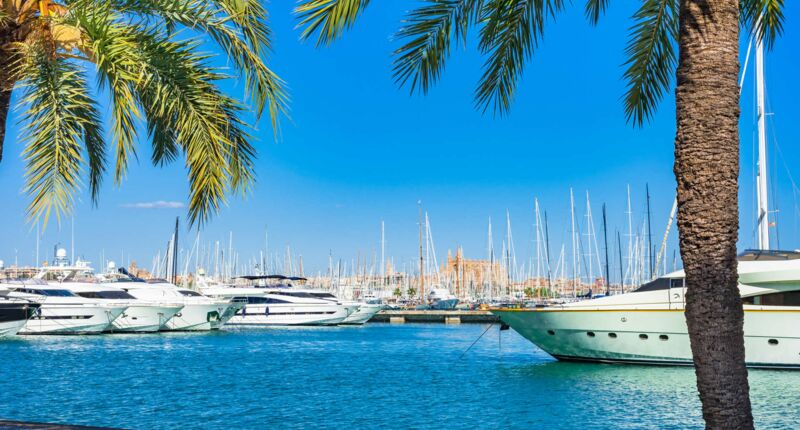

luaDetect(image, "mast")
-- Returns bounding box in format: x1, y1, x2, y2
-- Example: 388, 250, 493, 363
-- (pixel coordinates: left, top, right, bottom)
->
756, 31, 770, 250
418, 201, 425, 303
617, 230, 624, 293
625, 185, 633, 286
570, 188, 577, 297
172, 217, 179, 284
646, 184, 654, 279
602, 204, 610, 296
487, 217, 494, 300
381, 220, 385, 279
544, 211, 552, 290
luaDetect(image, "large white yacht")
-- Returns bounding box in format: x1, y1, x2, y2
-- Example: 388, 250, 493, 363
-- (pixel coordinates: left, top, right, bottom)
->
0, 286, 40, 337
98, 267, 240, 331
34, 258, 183, 333
305, 290, 383, 325
198, 275, 351, 326
3, 280, 126, 334
493, 250, 800, 369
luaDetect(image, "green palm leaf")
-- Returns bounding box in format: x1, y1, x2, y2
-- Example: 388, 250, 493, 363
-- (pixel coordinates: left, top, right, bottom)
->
476, 0, 565, 115
17, 45, 104, 225
392, 0, 482, 94
741, 0, 785, 49
295, 0, 371, 47
622, 0, 678, 126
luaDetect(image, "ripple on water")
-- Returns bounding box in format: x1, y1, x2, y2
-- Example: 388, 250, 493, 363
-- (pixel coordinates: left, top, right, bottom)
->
1, 324, 798, 429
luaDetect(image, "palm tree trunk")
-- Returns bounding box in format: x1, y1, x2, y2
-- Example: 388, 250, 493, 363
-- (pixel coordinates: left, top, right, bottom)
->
675, 1, 753, 428
0, 26, 19, 164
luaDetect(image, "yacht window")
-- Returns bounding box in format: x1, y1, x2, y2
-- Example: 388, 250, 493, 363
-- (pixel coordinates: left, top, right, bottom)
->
586, 332, 595, 337
279, 292, 317, 299
639, 334, 649, 340
41, 289, 76, 297
608, 333, 617, 338
670, 279, 684, 289
179, 290, 203, 297
768, 339, 779, 345
77, 291, 136, 300
659, 335, 669, 341
312, 293, 337, 299
547, 330, 555, 336
233, 296, 290, 305
742, 291, 800, 307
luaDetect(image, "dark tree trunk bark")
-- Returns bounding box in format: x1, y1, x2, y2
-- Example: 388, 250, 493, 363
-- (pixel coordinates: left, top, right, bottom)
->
675, 1, 753, 429
0, 25, 20, 164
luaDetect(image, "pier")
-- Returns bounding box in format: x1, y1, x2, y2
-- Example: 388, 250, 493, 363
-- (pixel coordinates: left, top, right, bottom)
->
369, 310, 499, 324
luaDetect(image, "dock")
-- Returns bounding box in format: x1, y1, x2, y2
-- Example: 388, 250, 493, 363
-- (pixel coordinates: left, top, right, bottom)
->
369, 310, 499, 324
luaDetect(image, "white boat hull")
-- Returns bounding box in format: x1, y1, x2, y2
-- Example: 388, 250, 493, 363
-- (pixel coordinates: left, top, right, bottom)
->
109, 305, 182, 333
341, 303, 383, 325
20, 305, 125, 335
493, 307, 800, 368
0, 319, 28, 337
227, 303, 349, 326
162, 303, 230, 331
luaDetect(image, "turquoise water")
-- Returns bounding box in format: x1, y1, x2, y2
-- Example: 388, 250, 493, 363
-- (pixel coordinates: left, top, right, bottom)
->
2, 324, 798, 429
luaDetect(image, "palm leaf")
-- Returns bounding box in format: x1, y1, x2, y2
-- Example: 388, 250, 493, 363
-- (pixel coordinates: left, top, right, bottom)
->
476, 0, 566, 115
16, 45, 104, 225
622, 0, 678, 126
740, 0, 785, 50
585, 0, 609, 24
392, 0, 482, 94
295, 0, 371, 47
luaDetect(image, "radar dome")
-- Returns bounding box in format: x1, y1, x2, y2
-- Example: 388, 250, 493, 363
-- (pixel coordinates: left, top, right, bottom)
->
56, 248, 68, 259
0, 260, 4, 269
107, 261, 117, 270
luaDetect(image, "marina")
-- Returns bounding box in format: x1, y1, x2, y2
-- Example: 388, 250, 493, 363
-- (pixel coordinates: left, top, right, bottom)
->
2, 324, 800, 429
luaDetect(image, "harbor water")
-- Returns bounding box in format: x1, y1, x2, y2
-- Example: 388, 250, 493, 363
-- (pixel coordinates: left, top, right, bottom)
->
2, 324, 798, 429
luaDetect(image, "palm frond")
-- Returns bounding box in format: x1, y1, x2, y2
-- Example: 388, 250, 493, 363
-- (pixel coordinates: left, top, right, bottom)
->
295, 0, 371, 47
107, 0, 288, 128
16, 45, 104, 225
74, 7, 143, 183
476, 0, 565, 115
740, 0, 785, 50
622, 0, 677, 126
392, 0, 482, 94
585, 0, 609, 25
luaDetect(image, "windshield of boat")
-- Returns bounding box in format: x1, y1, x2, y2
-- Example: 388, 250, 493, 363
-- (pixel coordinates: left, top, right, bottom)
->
15, 288, 76, 297
76, 290, 136, 300
179, 290, 203, 297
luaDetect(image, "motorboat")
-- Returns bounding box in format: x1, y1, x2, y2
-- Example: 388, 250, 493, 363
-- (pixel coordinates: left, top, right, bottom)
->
428, 288, 459, 310
99, 267, 240, 331
0, 286, 40, 337
492, 250, 800, 368
33, 258, 183, 333
3, 279, 126, 334
198, 275, 350, 326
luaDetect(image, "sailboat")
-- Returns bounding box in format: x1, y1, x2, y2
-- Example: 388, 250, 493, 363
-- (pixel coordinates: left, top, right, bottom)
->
492, 31, 800, 368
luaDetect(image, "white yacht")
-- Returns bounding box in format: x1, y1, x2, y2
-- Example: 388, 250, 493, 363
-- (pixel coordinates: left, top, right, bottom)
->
3, 280, 126, 334
306, 290, 383, 325
34, 261, 183, 333
492, 250, 800, 369
0, 286, 40, 337
198, 275, 351, 326
99, 268, 239, 331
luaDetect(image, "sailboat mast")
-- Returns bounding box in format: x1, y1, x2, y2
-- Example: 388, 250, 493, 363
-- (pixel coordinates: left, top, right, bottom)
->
418, 201, 425, 303
602, 204, 610, 296
756, 32, 770, 250
646, 184, 654, 279
570, 188, 577, 297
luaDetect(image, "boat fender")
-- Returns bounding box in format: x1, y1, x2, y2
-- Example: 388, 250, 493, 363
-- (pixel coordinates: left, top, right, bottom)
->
500, 323, 510, 331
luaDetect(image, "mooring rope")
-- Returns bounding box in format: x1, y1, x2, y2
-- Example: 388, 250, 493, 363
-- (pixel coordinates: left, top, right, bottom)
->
458, 323, 494, 360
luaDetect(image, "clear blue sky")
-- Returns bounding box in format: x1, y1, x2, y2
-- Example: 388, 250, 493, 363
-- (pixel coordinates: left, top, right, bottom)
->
1, 2, 798, 277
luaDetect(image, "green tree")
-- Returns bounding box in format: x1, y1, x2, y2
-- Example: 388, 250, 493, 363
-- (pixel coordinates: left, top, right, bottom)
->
0, 0, 287, 226
392, 286, 402, 298
523, 286, 534, 299
407, 287, 417, 298
294, 0, 786, 427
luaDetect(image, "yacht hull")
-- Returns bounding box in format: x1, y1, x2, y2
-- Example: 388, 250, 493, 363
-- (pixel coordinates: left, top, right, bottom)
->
493, 308, 800, 369
162, 303, 230, 331
341, 303, 383, 325
20, 305, 125, 335
109, 305, 183, 333
0, 303, 38, 337
227, 303, 349, 326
